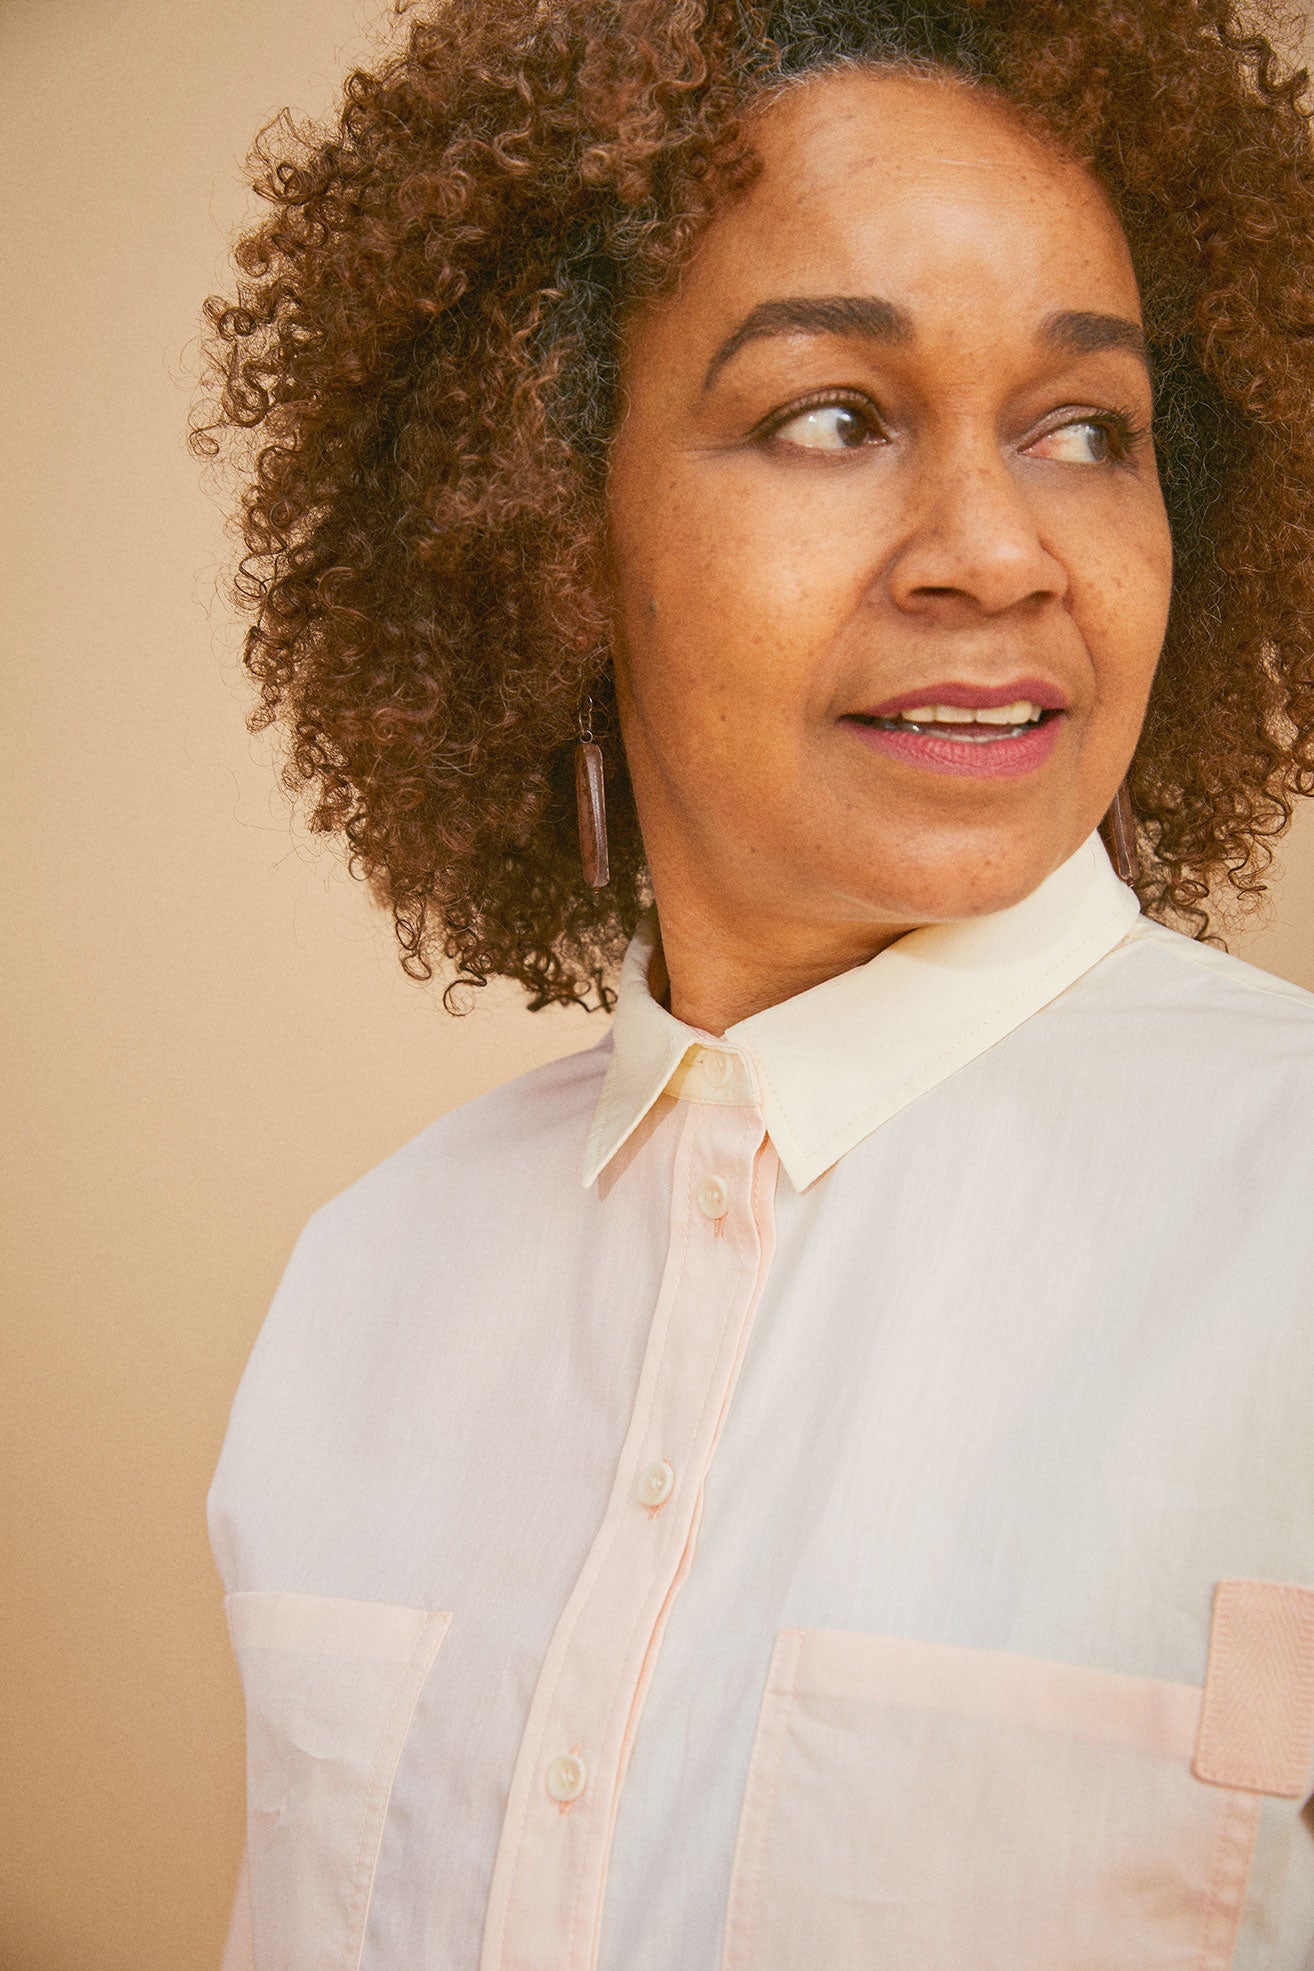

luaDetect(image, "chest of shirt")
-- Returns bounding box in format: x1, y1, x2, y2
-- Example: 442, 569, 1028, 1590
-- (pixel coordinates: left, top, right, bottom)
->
212, 1028, 1314, 1971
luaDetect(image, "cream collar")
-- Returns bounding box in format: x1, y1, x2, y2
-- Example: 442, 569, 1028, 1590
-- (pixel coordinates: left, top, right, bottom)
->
581, 831, 1140, 1192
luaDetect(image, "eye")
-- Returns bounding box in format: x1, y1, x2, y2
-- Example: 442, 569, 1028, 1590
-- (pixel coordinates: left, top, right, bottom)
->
1026, 415, 1136, 465
758, 393, 883, 452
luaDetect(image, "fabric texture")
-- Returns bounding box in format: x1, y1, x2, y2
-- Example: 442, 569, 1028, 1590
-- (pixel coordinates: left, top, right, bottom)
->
210, 830, 1314, 1971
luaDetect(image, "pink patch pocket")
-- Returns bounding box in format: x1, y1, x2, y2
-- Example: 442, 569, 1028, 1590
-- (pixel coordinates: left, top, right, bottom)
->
719, 1604, 1314, 1971
226, 1591, 452, 1971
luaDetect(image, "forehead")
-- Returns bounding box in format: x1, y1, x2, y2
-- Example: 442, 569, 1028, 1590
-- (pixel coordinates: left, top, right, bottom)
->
682, 66, 1139, 328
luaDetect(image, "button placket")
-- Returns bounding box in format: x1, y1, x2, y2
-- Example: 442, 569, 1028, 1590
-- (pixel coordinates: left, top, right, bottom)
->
478, 1100, 779, 1971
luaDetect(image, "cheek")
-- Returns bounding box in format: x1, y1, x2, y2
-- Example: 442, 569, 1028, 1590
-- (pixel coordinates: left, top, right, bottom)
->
613, 458, 868, 745
1061, 487, 1173, 705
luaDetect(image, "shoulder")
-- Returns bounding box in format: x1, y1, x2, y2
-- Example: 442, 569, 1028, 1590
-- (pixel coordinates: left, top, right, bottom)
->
1049, 912, 1314, 1113
213, 1031, 611, 1446
1101, 915, 1314, 1046
333, 1028, 610, 1202
297, 1028, 612, 1256
208, 1030, 614, 1578
967, 913, 1314, 1268
1120, 914, 1314, 1017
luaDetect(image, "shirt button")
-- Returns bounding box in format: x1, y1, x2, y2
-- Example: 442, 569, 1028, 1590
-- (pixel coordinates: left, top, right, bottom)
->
636, 1458, 675, 1509
545, 1752, 587, 1803
701, 1048, 733, 1088
697, 1174, 729, 1219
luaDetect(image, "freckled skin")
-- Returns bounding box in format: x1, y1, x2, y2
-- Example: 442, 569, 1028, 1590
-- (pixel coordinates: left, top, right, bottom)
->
604, 68, 1173, 1033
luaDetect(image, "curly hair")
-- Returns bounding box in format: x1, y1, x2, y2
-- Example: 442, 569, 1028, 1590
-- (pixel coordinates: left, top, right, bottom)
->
191, 0, 1314, 1011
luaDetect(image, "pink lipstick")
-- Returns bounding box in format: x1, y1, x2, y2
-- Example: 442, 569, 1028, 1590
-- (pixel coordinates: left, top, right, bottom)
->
843, 677, 1069, 779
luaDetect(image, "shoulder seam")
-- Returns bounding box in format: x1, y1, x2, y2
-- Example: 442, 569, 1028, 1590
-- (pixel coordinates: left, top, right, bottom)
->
1127, 917, 1314, 1009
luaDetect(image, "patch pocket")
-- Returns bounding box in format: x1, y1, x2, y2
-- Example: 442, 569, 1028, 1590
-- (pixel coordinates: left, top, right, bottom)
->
721, 1624, 1274, 1971
225, 1590, 452, 1971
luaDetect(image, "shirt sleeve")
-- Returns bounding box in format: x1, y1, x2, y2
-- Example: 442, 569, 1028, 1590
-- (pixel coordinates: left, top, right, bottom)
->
218, 1846, 253, 1971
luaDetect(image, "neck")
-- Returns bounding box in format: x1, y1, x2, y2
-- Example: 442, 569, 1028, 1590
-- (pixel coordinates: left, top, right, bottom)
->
651, 893, 919, 1034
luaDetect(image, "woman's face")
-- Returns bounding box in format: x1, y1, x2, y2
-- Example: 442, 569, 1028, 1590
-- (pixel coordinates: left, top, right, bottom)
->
605, 66, 1172, 948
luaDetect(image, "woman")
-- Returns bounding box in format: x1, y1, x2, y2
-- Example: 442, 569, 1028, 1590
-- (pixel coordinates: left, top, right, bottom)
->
195, 2, 1314, 1965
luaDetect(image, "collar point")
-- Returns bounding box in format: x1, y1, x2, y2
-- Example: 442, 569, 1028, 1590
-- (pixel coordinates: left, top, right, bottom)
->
775, 1147, 832, 1194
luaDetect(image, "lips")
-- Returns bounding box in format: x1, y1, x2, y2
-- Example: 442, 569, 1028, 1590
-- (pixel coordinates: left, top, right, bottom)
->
858, 677, 1070, 717
841, 673, 1071, 778
844, 712, 1064, 778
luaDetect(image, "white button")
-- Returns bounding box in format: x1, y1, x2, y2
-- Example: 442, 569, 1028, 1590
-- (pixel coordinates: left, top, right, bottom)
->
697, 1174, 729, 1219
636, 1458, 675, 1508
546, 1752, 587, 1803
701, 1048, 733, 1088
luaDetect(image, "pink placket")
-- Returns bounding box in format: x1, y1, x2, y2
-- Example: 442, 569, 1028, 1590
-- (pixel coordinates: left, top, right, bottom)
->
479, 1091, 780, 1971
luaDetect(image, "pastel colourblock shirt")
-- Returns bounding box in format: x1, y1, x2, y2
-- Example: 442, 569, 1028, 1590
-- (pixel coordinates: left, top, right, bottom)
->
209, 832, 1314, 1971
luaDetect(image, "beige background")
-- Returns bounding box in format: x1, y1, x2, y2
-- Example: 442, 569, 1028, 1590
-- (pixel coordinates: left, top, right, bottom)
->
3, 3, 1313, 1966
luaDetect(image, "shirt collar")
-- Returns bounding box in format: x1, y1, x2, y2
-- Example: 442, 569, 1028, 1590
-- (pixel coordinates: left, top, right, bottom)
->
581, 829, 1141, 1193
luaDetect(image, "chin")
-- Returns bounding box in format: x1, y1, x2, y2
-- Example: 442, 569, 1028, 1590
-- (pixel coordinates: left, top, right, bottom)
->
844, 827, 1076, 926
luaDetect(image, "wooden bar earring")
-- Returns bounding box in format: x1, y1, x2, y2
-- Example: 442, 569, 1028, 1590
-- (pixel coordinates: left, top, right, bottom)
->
1099, 776, 1139, 884
575, 695, 610, 888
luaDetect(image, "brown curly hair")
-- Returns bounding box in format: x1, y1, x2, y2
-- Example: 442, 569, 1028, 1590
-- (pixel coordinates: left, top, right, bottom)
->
191, 0, 1314, 1011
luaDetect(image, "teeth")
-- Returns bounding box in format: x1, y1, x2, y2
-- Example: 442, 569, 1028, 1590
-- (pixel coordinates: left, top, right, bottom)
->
897, 700, 1045, 726
975, 700, 1041, 724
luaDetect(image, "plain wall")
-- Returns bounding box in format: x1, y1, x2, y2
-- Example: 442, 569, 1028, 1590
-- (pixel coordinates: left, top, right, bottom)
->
3, 4, 1314, 1966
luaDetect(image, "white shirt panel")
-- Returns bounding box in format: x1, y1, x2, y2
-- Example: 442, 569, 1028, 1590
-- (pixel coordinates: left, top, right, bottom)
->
209, 835, 1314, 1971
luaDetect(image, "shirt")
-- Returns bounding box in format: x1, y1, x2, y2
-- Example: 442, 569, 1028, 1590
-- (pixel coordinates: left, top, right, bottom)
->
208, 828, 1314, 1971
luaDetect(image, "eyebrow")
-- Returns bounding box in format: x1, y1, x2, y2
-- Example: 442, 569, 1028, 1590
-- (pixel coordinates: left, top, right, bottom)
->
700, 295, 1148, 391
1041, 309, 1148, 367
702, 296, 911, 392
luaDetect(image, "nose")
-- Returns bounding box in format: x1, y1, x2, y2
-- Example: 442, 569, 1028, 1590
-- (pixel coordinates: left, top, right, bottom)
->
886, 437, 1068, 620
